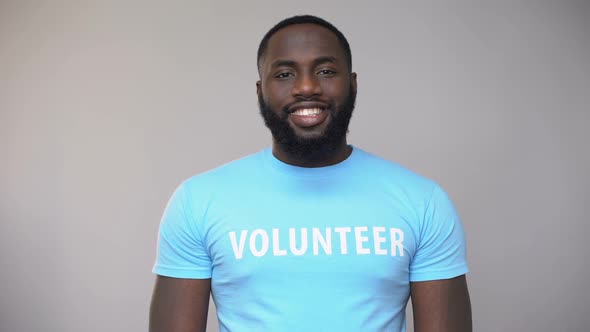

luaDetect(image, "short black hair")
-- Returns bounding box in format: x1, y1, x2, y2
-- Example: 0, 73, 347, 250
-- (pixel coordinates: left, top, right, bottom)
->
257, 15, 352, 73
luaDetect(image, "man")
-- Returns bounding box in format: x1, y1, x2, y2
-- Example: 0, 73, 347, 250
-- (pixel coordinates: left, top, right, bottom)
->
150, 15, 471, 332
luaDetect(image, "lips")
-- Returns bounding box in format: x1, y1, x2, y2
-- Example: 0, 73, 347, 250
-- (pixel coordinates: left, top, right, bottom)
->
286, 101, 329, 114
284, 101, 330, 128
288, 105, 329, 128
292, 108, 323, 116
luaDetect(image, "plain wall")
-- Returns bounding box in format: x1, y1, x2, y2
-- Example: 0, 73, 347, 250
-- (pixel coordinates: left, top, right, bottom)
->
1, 1, 589, 331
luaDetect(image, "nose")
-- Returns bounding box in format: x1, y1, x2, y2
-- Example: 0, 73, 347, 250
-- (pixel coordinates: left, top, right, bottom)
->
292, 73, 322, 99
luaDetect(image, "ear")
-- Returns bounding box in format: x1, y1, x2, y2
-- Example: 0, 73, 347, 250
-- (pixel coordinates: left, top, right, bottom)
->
256, 80, 262, 97
350, 72, 357, 95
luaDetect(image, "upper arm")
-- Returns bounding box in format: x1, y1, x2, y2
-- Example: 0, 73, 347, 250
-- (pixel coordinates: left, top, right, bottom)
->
410, 185, 468, 282
410, 275, 472, 332
149, 276, 211, 332
409, 185, 471, 331
153, 183, 212, 279
150, 182, 213, 331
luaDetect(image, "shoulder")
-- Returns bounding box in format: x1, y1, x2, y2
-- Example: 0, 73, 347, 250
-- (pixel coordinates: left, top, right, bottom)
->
353, 147, 439, 196
183, 149, 265, 185
173, 149, 267, 200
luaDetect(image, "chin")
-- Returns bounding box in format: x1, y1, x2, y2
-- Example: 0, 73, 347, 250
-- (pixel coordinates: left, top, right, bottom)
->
289, 120, 331, 138
292, 128, 328, 141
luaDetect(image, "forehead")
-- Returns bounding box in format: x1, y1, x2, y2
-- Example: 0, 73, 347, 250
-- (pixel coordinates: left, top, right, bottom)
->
264, 23, 345, 65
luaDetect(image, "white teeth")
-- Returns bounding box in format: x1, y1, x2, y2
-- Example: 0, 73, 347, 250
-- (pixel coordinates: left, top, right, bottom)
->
292, 108, 323, 116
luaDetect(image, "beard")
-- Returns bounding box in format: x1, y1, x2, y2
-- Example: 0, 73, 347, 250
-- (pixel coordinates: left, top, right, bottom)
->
258, 84, 356, 162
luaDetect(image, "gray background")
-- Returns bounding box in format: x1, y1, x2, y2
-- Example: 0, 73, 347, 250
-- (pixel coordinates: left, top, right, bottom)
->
1, 1, 589, 331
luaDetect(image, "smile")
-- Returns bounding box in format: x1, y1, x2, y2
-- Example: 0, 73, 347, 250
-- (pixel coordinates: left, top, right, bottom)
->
289, 108, 329, 128
291, 108, 324, 116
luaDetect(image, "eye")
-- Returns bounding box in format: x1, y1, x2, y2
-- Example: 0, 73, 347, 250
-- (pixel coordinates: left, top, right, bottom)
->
274, 72, 294, 79
317, 69, 336, 76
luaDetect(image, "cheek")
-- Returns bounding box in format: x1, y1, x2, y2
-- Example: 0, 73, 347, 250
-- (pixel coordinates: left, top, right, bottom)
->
321, 81, 349, 102
264, 85, 292, 105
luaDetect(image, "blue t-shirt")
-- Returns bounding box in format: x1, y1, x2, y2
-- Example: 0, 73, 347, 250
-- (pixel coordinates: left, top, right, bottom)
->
153, 147, 468, 332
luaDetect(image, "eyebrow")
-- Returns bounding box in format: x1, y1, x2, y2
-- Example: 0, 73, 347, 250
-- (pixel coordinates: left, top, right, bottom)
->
270, 56, 338, 69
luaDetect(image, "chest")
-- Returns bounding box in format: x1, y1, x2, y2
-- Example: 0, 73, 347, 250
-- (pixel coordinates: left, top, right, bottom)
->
200, 187, 420, 289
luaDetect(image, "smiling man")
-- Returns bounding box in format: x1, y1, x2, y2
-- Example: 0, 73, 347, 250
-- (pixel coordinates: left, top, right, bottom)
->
150, 15, 472, 332
256, 20, 357, 167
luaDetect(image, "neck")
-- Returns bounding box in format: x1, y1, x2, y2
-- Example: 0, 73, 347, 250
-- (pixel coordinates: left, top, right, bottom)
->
271, 140, 352, 168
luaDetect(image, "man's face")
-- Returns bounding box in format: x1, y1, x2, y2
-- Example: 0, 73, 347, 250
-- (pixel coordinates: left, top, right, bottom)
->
257, 23, 357, 159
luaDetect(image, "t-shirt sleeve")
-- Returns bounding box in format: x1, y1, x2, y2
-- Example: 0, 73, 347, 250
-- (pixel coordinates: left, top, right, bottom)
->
409, 184, 468, 282
152, 182, 212, 279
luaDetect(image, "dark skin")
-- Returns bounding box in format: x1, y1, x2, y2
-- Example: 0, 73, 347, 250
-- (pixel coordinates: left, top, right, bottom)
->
149, 276, 210, 332
411, 275, 472, 332
149, 23, 472, 332
256, 24, 356, 167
